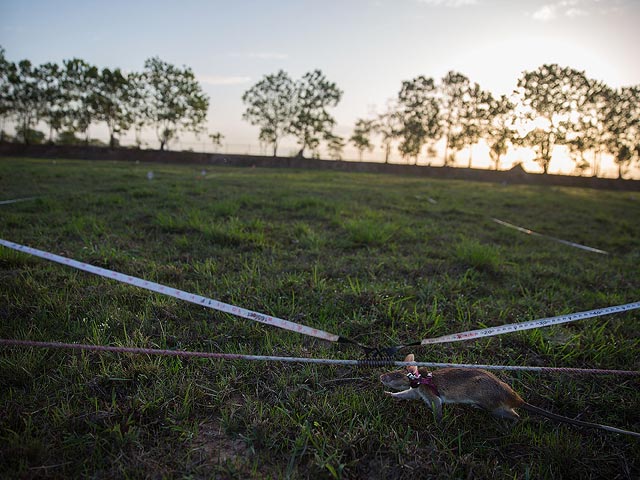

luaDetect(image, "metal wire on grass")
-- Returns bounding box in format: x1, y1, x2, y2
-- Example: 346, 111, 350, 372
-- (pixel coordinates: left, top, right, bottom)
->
1, 338, 639, 376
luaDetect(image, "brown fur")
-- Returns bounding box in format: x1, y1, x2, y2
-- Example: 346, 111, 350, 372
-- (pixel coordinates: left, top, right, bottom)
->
380, 354, 640, 437
429, 367, 524, 410
380, 362, 524, 421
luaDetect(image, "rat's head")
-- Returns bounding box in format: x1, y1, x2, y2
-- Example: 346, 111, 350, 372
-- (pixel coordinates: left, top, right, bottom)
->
379, 354, 419, 390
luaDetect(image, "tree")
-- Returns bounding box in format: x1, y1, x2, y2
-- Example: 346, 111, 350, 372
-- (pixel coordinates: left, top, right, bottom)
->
439, 71, 470, 165
93, 68, 133, 147
242, 70, 295, 156
15, 126, 45, 144
460, 82, 493, 167
56, 130, 82, 145
143, 57, 210, 151
61, 58, 99, 143
604, 85, 640, 179
209, 132, 224, 152
350, 118, 375, 160
326, 133, 345, 160
289, 69, 342, 158
375, 102, 401, 163
0, 46, 13, 141
8, 60, 45, 144
484, 95, 515, 170
566, 79, 614, 177
396, 75, 441, 164
37, 62, 66, 143
127, 71, 149, 148
516, 64, 589, 173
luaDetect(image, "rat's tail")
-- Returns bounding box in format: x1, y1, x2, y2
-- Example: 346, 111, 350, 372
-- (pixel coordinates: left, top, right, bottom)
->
521, 403, 640, 438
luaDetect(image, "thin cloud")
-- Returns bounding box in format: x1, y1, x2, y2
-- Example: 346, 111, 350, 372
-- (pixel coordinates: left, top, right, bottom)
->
531, 0, 609, 21
198, 75, 251, 86
416, 0, 478, 7
532, 4, 558, 21
565, 7, 588, 17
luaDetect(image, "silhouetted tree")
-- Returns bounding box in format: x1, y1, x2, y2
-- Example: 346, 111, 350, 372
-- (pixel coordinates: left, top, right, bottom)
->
516, 64, 589, 173
61, 58, 99, 143
326, 132, 345, 160
350, 118, 375, 160
0, 47, 13, 141
397, 75, 440, 164
15, 125, 45, 144
242, 70, 295, 156
439, 71, 470, 165
460, 82, 493, 167
8, 60, 46, 144
56, 130, 82, 145
289, 69, 342, 158
566, 79, 613, 176
604, 85, 640, 179
209, 132, 224, 152
127, 72, 148, 148
484, 94, 515, 170
374, 101, 401, 163
36, 62, 66, 143
93, 68, 134, 147
143, 57, 209, 151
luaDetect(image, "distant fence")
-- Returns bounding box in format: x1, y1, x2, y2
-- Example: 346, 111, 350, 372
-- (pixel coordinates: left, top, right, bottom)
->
113, 135, 391, 161
1, 142, 638, 192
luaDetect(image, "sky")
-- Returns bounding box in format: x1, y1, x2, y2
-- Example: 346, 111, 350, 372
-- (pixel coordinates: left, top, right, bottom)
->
1, 0, 639, 171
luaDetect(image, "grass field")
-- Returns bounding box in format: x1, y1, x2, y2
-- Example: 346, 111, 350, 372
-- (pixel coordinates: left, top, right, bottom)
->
1, 156, 639, 479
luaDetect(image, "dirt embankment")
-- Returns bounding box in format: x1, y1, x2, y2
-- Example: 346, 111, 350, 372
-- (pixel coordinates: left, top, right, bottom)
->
1, 142, 638, 191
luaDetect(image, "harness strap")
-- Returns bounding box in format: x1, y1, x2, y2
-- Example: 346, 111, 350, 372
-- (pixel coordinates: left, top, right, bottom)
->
407, 372, 440, 396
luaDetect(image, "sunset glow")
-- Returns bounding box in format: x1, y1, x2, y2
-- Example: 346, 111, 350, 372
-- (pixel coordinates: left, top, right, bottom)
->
1, 0, 638, 177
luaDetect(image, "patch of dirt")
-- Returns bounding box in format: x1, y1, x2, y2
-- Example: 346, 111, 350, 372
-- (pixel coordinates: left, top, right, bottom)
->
191, 419, 247, 464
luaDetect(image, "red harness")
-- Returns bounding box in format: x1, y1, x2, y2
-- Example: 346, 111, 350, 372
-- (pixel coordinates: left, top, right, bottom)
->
407, 372, 440, 396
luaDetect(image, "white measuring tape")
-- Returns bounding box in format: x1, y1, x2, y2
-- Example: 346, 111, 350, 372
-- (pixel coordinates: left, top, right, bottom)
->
492, 218, 609, 255
2, 238, 637, 348
0, 196, 39, 205
0, 239, 340, 342
420, 302, 640, 344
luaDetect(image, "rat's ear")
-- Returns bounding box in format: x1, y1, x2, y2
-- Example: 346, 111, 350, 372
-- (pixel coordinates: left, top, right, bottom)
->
404, 354, 418, 375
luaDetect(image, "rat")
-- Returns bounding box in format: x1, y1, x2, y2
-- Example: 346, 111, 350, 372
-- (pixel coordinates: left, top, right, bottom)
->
380, 354, 640, 438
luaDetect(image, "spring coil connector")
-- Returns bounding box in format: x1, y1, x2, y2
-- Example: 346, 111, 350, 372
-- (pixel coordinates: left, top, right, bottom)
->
357, 357, 395, 368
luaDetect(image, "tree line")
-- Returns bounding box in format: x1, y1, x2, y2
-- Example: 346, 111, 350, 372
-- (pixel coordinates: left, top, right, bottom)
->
1, 45, 638, 178
0, 47, 211, 151
244, 66, 640, 178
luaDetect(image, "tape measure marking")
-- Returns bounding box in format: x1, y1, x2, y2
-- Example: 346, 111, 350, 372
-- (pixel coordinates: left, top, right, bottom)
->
420, 302, 640, 345
492, 218, 609, 255
2, 238, 636, 348
0, 239, 339, 342
0, 196, 39, 205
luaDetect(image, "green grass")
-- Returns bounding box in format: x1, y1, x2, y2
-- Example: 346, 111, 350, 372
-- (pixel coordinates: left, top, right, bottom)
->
454, 237, 501, 272
0, 157, 639, 479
